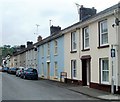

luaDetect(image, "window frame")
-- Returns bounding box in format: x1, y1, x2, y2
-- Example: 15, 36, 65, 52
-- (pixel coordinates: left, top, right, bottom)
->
100, 58, 109, 84
41, 45, 44, 57
71, 31, 77, 52
83, 26, 90, 50
71, 60, 77, 79
99, 20, 108, 47
54, 40, 58, 55
47, 42, 50, 56
41, 63, 44, 76
54, 62, 58, 78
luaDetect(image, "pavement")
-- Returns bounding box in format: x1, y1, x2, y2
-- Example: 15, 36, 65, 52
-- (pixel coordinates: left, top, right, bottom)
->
40, 78, 120, 101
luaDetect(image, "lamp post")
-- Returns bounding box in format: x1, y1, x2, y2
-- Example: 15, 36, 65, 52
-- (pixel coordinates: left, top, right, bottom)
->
111, 3, 120, 94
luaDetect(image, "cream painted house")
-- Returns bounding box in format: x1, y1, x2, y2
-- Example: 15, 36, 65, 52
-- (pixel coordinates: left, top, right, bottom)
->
64, 3, 120, 93
26, 47, 38, 69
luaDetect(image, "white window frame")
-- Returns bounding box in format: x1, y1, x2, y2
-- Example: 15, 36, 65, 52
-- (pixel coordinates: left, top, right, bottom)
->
99, 20, 108, 46
47, 43, 50, 56
54, 40, 58, 55
71, 60, 77, 79
41, 63, 44, 76
41, 45, 44, 57
54, 62, 58, 78
100, 58, 109, 84
83, 27, 89, 49
71, 31, 77, 51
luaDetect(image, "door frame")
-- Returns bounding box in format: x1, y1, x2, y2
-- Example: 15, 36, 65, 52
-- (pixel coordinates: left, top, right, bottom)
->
47, 61, 50, 79
81, 55, 91, 86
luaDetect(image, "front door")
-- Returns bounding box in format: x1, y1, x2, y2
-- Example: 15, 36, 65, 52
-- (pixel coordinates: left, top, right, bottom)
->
47, 62, 50, 79
82, 59, 90, 86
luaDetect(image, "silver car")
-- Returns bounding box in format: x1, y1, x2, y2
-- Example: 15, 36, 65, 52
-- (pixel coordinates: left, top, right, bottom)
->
16, 67, 24, 77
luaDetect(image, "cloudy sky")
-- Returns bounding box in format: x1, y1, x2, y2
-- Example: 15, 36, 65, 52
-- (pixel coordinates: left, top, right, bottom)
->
1, 0, 120, 46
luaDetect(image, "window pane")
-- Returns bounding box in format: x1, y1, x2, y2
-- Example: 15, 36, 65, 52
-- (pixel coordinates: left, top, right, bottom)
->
102, 33, 108, 44
84, 27, 89, 48
102, 60, 108, 70
101, 21, 107, 33
74, 70, 76, 77
85, 29, 89, 38
102, 71, 109, 82
85, 39, 89, 47
100, 20, 108, 45
71, 32, 76, 50
54, 62, 58, 77
72, 60, 76, 78
101, 58, 109, 83
73, 42, 76, 49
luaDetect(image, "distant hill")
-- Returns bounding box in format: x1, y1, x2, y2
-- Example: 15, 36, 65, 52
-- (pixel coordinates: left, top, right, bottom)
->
0, 45, 15, 66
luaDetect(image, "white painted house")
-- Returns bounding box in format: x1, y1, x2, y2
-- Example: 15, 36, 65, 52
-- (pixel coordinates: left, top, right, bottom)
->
63, 3, 120, 93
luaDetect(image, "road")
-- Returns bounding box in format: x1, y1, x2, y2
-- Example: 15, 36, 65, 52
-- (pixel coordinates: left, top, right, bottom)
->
2, 73, 98, 100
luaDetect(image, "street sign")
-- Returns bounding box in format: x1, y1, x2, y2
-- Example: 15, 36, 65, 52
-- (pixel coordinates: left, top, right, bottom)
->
111, 49, 115, 57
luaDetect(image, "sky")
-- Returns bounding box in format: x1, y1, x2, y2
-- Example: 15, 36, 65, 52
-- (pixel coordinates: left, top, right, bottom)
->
1, 0, 120, 46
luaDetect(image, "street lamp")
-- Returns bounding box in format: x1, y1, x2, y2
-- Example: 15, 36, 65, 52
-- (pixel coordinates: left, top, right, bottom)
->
111, 3, 120, 94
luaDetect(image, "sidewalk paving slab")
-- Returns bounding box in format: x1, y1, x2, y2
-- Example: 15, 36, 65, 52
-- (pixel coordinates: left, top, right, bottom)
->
39, 79, 120, 101
68, 86, 120, 101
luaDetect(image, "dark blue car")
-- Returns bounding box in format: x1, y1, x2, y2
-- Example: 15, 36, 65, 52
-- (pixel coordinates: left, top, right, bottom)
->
2, 67, 9, 72
20, 68, 38, 80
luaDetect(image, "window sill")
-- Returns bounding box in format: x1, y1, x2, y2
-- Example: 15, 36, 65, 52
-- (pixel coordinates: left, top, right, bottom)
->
72, 77, 77, 80
70, 51, 77, 53
54, 54, 58, 56
47, 55, 50, 58
82, 48, 90, 52
54, 77, 58, 79
98, 45, 109, 49
100, 82, 109, 85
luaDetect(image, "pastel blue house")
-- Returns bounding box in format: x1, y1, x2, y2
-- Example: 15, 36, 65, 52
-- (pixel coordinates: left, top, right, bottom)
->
37, 26, 64, 81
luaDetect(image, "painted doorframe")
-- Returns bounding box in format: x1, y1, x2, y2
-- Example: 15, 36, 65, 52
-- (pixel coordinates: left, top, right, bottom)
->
47, 61, 50, 79
81, 55, 91, 86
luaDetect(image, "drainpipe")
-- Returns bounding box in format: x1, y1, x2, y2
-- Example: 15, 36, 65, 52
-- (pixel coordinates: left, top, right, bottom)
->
115, 24, 119, 92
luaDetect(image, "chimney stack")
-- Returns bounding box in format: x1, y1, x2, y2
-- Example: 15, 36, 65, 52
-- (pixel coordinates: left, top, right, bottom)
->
20, 45, 25, 49
37, 36, 42, 42
79, 6, 97, 21
50, 25, 61, 35
27, 41, 33, 48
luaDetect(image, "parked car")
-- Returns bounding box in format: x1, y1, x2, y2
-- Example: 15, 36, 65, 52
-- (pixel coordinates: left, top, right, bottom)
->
20, 68, 38, 80
8, 68, 18, 75
16, 67, 24, 77
2, 67, 9, 72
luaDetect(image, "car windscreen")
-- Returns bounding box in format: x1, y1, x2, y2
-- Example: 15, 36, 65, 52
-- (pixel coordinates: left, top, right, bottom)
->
27, 68, 37, 73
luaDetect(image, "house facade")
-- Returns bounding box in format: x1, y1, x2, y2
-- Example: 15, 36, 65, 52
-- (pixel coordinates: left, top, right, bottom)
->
64, 3, 120, 93
8, 3, 120, 94
37, 26, 64, 81
25, 41, 39, 70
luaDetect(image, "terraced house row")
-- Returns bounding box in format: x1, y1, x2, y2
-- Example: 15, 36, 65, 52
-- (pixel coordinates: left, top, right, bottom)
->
9, 3, 120, 93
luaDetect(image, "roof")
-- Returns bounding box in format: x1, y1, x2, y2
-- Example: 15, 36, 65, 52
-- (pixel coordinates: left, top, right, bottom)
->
62, 3, 119, 33
12, 3, 119, 56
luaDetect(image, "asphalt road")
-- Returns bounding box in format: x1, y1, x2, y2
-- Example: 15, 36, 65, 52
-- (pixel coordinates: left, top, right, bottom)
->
2, 72, 97, 100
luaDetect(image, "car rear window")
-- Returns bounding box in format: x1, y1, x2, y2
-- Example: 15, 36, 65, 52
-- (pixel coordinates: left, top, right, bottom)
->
27, 68, 37, 73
